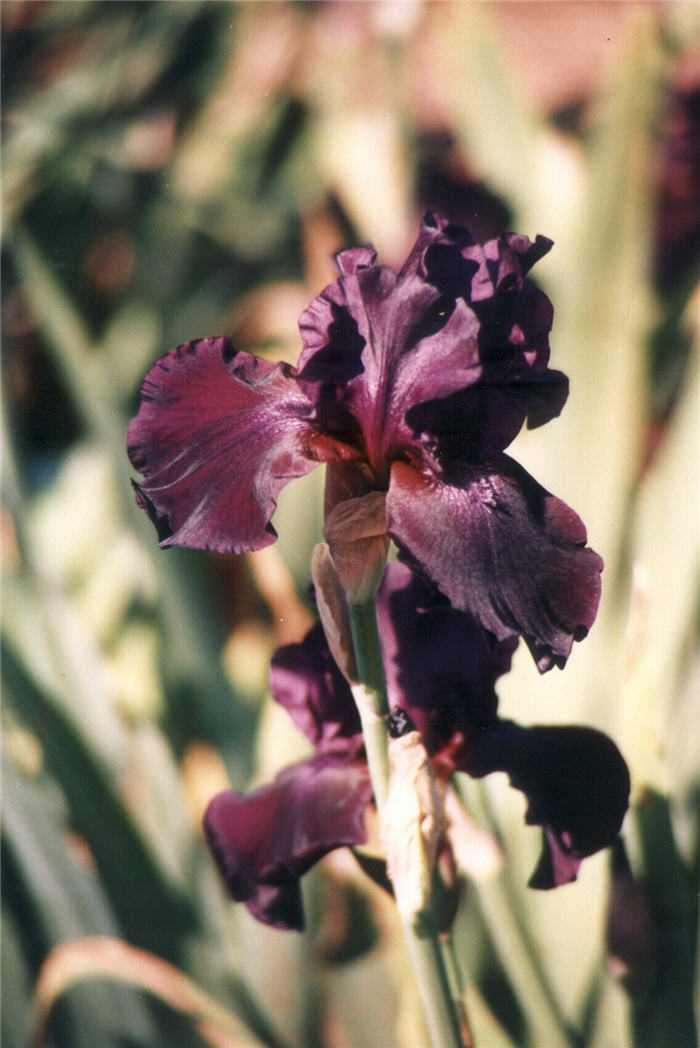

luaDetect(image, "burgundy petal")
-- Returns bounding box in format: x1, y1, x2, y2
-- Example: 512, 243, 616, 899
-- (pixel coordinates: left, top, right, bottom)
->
466, 231, 553, 303
268, 562, 515, 771
297, 217, 484, 474
297, 214, 563, 478
127, 337, 348, 554
387, 455, 603, 671
406, 370, 569, 460
269, 623, 362, 753
335, 245, 378, 276
465, 721, 630, 887
375, 563, 517, 756
204, 755, 372, 930
418, 219, 556, 388
460, 232, 563, 426
528, 827, 585, 889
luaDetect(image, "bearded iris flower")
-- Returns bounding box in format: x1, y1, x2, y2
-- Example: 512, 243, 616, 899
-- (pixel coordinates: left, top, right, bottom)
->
204, 564, 629, 931
128, 213, 602, 671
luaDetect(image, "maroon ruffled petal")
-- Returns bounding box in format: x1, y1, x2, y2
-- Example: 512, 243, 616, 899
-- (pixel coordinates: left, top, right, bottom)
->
204, 755, 372, 930
465, 721, 630, 888
297, 217, 484, 471
268, 562, 515, 769
297, 214, 563, 477
406, 370, 569, 460
375, 563, 517, 755
387, 456, 603, 671
127, 337, 347, 554
528, 828, 586, 889
466, 231, 554, 302
269, 623, 363, 753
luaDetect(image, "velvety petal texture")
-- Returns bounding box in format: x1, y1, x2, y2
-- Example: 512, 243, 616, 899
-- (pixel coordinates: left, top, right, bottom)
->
375, 564, 518, 762
466, 721, 631, 888
204, 755, 372, 930
269, 623, 363, 754
296, 213, 564, 480
271, 564, 516, 765
128, 215, 627, 933
129, 213, 603, 670
127, 337, 354, 554
204, 563, 628, 927
387, 456, 603, 671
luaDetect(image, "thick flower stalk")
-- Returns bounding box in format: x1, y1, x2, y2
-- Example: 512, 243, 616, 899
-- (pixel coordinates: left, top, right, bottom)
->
128, 212, 602, 671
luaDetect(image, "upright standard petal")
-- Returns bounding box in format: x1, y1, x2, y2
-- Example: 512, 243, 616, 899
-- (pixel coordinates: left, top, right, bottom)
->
405, 370, 569, 462
387, 456, 603, 671
297, 217, 484, 474
466, 721, 630, 888
204, 755, 372, 930
127, 337, 350, 553
297, 214, 565, 481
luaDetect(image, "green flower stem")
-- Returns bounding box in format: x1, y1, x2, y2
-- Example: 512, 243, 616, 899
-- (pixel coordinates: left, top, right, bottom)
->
348, 600, 465, 1048
440, 933, 474, 1047
348, 601, 391, 810
402, 916, 467, 1048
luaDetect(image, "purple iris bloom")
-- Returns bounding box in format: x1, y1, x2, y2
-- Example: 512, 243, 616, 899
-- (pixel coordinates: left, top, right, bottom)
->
127, 213, 602, 671
204, 564, 629, 931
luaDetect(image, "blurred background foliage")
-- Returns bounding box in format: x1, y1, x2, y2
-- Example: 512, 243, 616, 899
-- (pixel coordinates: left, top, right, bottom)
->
2, 2, 699, 1046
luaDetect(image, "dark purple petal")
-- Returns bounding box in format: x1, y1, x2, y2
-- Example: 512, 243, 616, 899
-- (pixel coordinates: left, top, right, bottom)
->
387, 456, 603, 671
204, 755, 372, 930
335, 245, 378, 276
297, 216, 485, 474
269, 623, 362, 753
375, 563, 517, 757
461, 232, 562, 426
426, 220, 556, 384
397, 211, 477, 291
406, 370, 569, 460
297, 214, 563, 477
268, 562, 515, 770
528, 827, 584, 889
467, 231, 553, 302
127, 337, 352, 554
465, 721, 630, 888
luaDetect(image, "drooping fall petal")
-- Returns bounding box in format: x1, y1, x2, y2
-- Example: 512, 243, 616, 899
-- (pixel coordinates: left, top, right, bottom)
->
387, 455, 603, 671
466, 721, 630, 888
204, 755, 372, 930
270, 562, 516, 764
127, 337, 354, 553
128, 216, 604, 674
